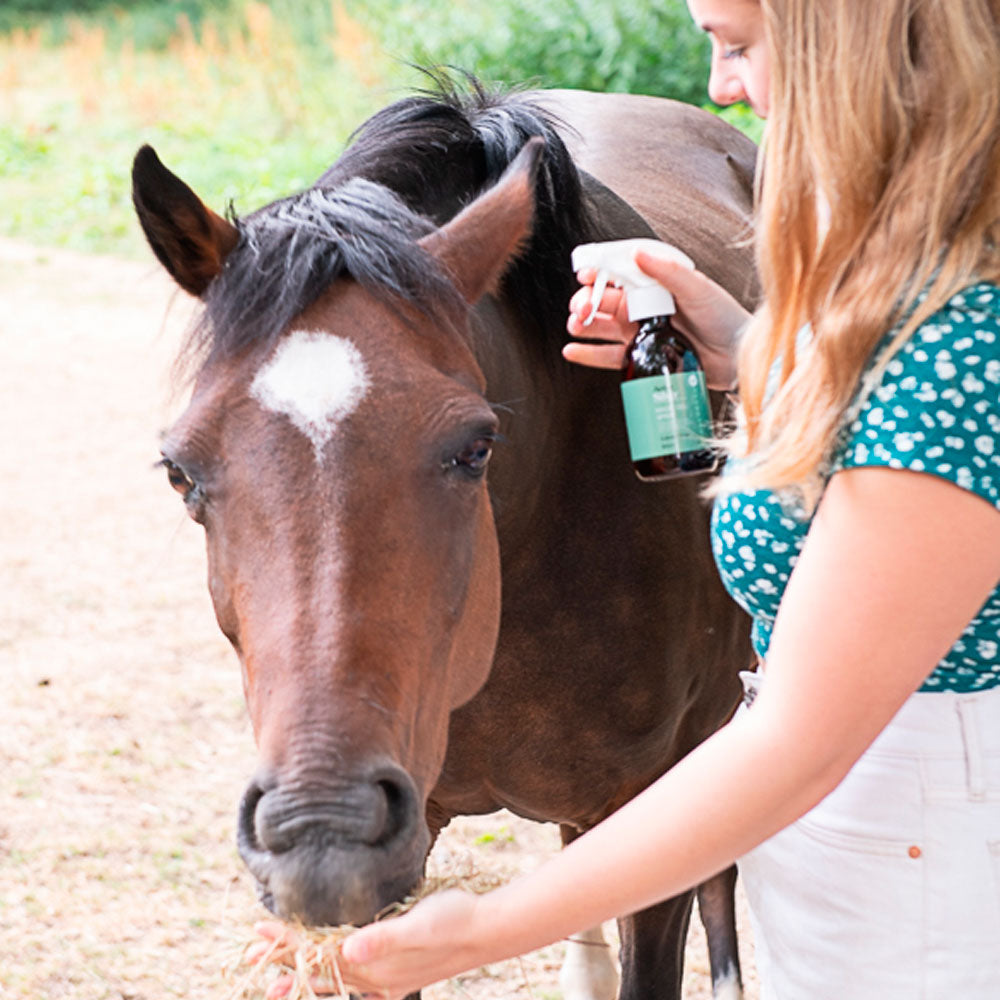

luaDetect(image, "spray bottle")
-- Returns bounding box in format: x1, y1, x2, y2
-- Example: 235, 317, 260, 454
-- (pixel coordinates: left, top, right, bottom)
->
570, 238, 718, 481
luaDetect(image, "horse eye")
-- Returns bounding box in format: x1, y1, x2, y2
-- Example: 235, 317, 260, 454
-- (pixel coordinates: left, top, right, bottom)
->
450, 437, 494, 476
161, 457, 195, 497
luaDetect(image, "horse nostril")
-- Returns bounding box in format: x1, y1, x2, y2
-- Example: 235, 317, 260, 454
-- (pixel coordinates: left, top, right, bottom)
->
373, 773, 416, 848
237, 780, 263, 848
237, 777, 276, 881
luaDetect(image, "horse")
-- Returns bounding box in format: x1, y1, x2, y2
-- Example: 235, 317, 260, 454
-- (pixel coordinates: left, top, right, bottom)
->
133, 77, 758, 1000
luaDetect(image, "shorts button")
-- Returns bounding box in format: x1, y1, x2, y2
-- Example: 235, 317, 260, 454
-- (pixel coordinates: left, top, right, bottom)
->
908, 845, 922, 859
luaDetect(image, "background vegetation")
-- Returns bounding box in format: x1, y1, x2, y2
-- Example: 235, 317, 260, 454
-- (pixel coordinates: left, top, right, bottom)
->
0, 0, 762, 257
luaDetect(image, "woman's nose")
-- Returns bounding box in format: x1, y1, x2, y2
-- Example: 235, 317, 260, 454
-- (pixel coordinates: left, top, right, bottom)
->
708, 61, 745, 107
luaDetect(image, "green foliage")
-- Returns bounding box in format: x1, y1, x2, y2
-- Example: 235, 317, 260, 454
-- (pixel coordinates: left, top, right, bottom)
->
3, 0, 711, 100
357, 0, 711, 105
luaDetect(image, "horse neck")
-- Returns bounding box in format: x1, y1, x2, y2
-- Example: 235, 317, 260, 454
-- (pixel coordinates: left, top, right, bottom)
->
472, 294, 627, 563
472, 171, 661, 542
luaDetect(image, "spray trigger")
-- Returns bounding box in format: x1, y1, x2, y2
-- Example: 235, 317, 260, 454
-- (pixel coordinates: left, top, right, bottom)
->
584, 269, 611, 327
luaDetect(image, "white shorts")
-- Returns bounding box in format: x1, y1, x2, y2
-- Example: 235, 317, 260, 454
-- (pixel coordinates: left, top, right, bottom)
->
735, 674, 1000, 1000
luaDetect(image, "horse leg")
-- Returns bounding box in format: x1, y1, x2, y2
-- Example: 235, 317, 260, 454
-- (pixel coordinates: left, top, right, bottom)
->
557, 824, 620, 1000
697, 865, 744, 1000
617, 872, 744, 1000
616, 893, 694, 1000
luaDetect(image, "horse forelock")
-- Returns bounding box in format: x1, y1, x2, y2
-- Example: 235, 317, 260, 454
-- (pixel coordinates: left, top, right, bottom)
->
185, 75, 597, 375
184, 177, 462, 371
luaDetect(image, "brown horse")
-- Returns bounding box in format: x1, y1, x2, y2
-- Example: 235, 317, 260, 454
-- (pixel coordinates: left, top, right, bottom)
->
134, 79, 757, 1000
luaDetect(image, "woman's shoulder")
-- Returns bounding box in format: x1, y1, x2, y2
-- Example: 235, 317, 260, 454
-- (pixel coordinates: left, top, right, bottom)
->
833, 281, 1000, 506
904, 280, 1000, 360
937, 280, 1000, 320
873, 280, 1000, 398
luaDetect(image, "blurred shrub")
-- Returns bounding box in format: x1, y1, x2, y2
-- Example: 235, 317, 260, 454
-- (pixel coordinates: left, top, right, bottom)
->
356, 0, 711, 105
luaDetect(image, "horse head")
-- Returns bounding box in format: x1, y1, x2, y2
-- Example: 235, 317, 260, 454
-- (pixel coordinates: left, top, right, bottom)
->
134, 138, 544, 925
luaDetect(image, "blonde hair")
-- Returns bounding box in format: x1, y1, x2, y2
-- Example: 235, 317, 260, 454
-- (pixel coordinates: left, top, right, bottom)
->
726, 0, 1000, 508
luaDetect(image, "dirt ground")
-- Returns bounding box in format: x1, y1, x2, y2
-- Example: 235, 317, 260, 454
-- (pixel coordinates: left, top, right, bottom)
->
0, 237, 758, 1000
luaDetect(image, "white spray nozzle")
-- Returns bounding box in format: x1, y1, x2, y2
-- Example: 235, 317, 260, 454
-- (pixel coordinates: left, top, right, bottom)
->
587, 269, 611, 327
570, 238, 694, 325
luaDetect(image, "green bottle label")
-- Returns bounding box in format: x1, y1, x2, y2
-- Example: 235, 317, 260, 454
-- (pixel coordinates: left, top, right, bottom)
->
621, 370, 713, 461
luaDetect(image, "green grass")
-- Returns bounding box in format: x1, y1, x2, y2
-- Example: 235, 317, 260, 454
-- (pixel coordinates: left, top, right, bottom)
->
0, 1, 759, 258
473, 824, 516, 846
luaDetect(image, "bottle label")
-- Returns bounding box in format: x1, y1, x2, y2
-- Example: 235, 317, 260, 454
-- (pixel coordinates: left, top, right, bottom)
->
621, 371, 713, 461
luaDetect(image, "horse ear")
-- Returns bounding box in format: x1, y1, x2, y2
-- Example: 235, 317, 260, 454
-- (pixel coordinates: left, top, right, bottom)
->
131, 145, 239, 297
419, 137, 544, 305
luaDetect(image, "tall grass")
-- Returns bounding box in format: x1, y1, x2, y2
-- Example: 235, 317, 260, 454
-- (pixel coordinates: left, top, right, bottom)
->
0, 2, 404, 255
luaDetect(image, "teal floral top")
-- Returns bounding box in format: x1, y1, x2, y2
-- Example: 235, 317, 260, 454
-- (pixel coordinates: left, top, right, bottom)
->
711, 282, 1000, 692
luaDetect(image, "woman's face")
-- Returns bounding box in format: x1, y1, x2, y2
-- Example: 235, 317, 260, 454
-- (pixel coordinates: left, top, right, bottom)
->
686, 0, 771, 117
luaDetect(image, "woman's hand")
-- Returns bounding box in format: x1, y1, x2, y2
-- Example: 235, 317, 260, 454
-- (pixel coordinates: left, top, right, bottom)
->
564, 268, 637, 371
337, 890, 488, 1000
564, 248, 751, 391
247, 890, 490, 1000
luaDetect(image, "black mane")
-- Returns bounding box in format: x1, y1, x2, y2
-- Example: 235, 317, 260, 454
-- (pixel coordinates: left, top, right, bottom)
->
193, 73, 597, 366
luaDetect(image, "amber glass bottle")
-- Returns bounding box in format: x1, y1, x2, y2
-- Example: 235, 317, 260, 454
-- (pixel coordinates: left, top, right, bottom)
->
621, 314, 718, 481
570, 239, 718, 482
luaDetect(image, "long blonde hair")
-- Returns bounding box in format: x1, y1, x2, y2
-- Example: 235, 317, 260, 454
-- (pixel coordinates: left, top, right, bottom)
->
727, 0, 1000, 508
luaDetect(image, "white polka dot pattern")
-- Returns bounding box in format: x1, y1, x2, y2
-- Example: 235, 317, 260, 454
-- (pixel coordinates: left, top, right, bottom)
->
711, 282, 1000, 691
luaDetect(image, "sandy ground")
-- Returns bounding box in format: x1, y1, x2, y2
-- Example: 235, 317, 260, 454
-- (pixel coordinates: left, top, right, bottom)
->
0, 237, 757, 999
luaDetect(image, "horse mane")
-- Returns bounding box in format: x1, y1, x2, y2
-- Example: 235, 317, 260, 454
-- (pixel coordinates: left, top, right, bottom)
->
190, 72, 597, 368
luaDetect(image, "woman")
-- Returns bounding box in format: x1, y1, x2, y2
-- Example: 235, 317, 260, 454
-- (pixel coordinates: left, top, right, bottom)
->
256, 1, 1000, 996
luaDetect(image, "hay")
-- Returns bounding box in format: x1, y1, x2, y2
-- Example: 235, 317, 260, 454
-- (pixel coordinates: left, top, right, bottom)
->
224, 870, 508, 1000
224, 922, 354, 1000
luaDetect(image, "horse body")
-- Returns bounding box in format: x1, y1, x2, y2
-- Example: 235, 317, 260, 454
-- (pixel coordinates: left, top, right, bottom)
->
538, 89, 758, 298
134, 82, 755, 999
420, 85, 756, 830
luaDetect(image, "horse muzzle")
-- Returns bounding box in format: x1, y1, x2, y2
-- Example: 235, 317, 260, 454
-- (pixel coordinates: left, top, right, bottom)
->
236, 762, 429, 926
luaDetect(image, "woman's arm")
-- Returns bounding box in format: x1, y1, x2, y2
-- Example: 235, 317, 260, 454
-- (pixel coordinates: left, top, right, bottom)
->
285, 468, 1000, 999
564, 249, 751, 391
